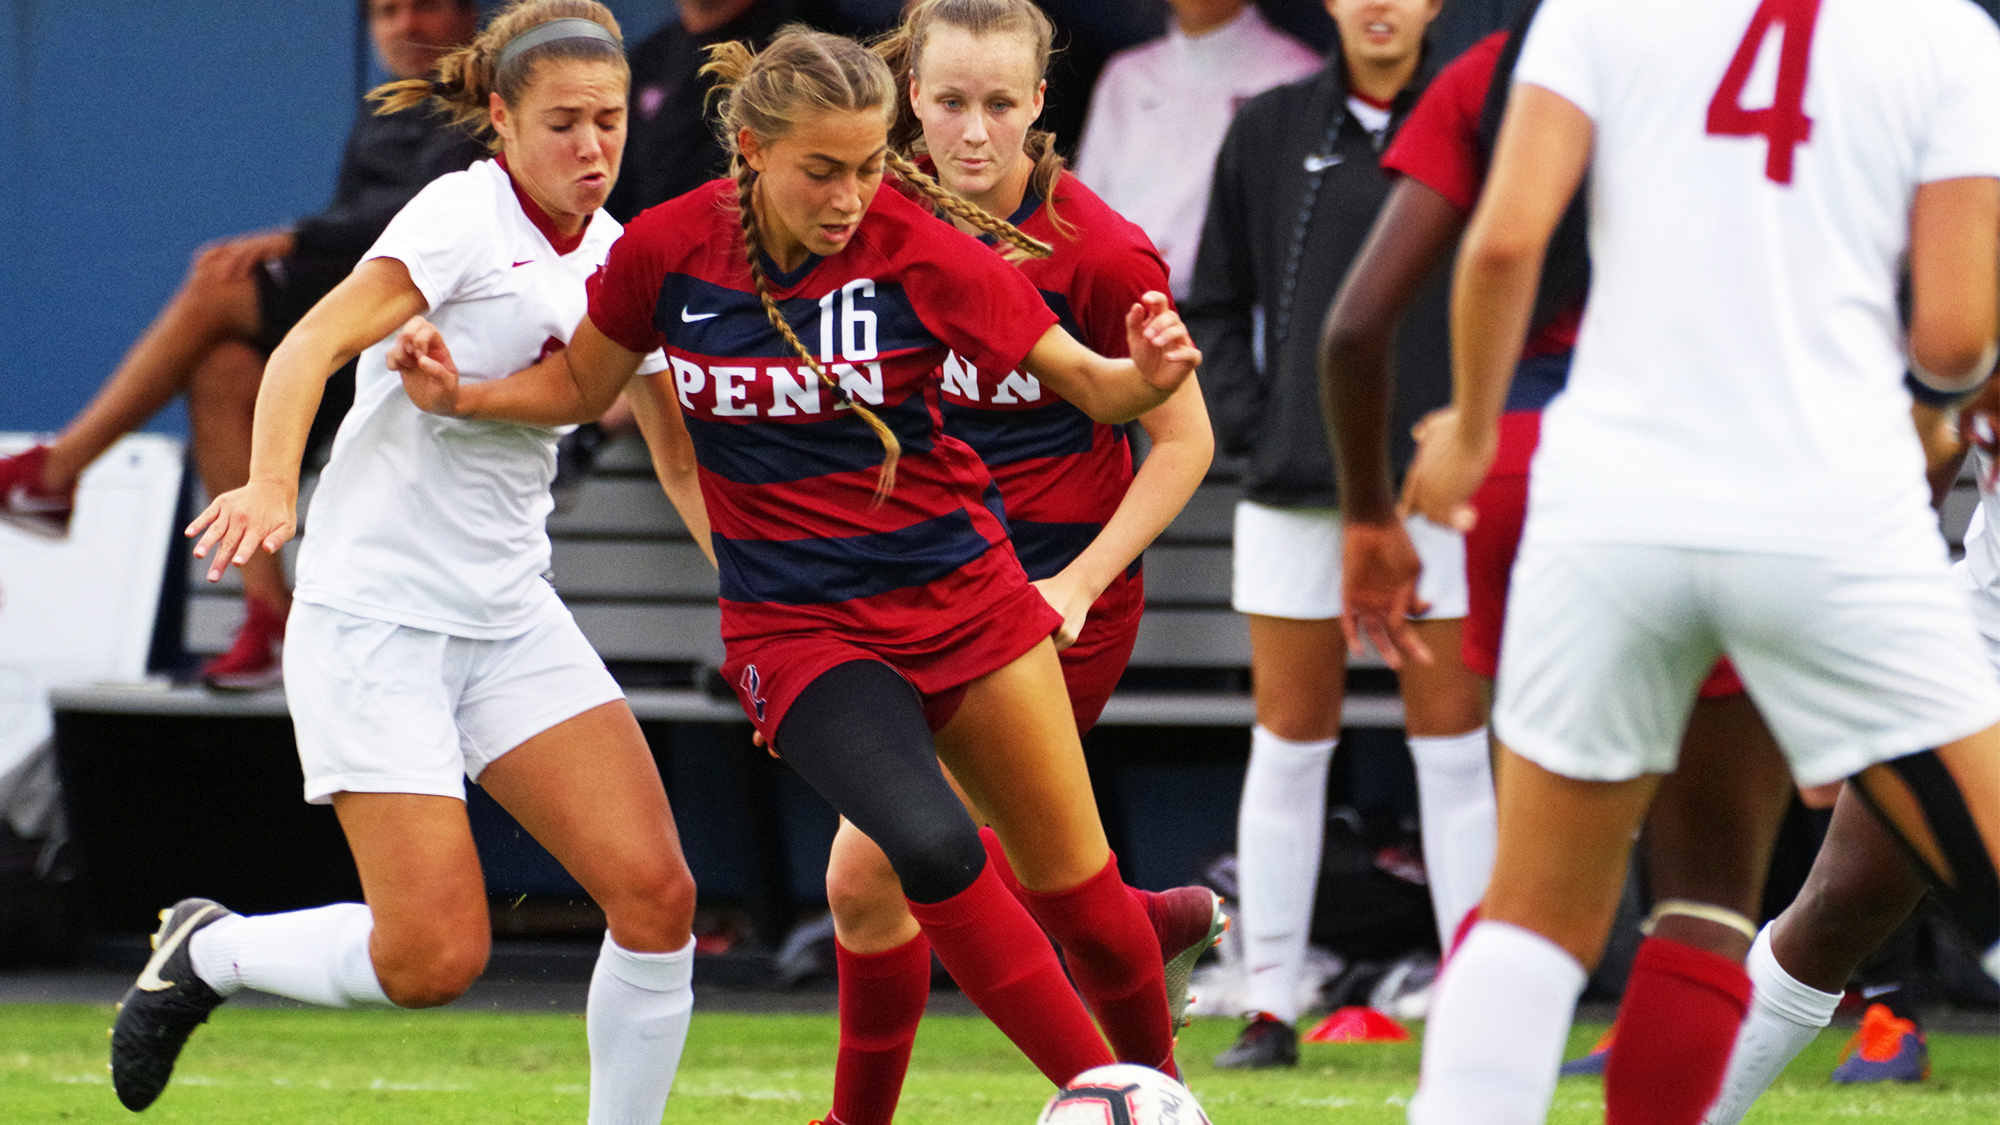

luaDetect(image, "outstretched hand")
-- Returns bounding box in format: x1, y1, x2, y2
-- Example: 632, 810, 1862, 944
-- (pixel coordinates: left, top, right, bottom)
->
1126, 292, 1201, 395
186, 481, 298, 584
1340, 520, 1433, 669
388, 316, 465, 416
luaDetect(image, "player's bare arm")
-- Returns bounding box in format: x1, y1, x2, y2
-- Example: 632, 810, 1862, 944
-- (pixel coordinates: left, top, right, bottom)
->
1323, 178, 1470, 664
1404, 83, 1591, 531
188, 256, 427, 582
1035, 374, 1213, 649
399, 314, 645, 427
1908, 175, 2000, 392
1021, 292, 1201, 423
626, 370, 716, 568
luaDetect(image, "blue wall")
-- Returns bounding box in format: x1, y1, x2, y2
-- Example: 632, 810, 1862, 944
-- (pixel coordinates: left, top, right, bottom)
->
0, 1, 670, 437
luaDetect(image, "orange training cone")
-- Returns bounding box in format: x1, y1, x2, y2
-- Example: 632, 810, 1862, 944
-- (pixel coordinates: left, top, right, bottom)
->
1303, 1006, 1411, 1043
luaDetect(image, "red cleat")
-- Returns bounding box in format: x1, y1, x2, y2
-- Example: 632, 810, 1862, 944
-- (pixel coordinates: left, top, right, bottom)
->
1147, 886, 1229, 1031
0, 445, 74, 539
201, 598, 287, 692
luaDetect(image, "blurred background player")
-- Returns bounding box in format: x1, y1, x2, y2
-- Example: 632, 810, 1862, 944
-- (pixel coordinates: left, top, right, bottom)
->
812, 3, 1219, 1121
1183, 0, 1478, 1070
0, 0, 484, 690
1075, 0, 1321, 300
113, 5, 699, 1120
392, 25, 1205, 1092
1402, 0, 2000, 1120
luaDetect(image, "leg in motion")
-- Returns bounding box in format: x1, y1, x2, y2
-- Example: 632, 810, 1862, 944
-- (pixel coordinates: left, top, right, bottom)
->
1605, 692, 1793, 1125
1410, 748, 1661, 1125
824, 820, 933, 1125
938, 643, 1175, 1074
479, 701, 698, 1125
777, 660, 1111, 1086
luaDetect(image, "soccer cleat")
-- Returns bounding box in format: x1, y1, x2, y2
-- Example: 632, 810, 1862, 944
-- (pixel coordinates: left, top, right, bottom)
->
201, 598, 287, 692
111, 898, 234, 1111
1558, 1027, 1614, 1077
0, 445, 75, 539
1213, 1012, 1298, 1069
1151, 886, 1228, 1031
1829, 1003, 1930, 1084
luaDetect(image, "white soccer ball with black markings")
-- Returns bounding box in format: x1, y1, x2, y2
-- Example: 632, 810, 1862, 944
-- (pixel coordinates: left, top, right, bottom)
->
1035, 1064, 1213, 1125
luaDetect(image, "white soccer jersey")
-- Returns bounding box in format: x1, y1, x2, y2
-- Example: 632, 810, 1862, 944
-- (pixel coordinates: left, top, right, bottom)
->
1514, 0, 2000, 562
1074, 6, 1321, 298
294, 158, 667, 638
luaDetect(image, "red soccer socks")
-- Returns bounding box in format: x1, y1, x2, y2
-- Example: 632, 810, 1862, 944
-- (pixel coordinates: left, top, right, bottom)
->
904, 861, 1111, 1085
1604, 936, 1752, 1125
829, 935, 933, 1125
1016, 854, 1178, 1076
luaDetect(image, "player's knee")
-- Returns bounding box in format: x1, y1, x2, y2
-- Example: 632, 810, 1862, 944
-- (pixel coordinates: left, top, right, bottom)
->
377, 934, 489, 1008
602, 859, 698, 950
826, 845, 906, 933
883, 818, 987, 906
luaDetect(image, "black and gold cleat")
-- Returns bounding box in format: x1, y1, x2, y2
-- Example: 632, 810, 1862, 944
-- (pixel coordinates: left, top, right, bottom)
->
109, 898, 233, 1111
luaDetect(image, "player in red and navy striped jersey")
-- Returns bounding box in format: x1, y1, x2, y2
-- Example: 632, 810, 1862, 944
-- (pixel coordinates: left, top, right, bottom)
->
812, 5, 1220, 1123
392, 27, 1200, 1092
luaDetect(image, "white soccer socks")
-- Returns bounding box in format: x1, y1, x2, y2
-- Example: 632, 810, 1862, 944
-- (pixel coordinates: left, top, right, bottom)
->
188, 903, 391, 1008
1407, 728, 1497, 950
1237, 726, 1337, 1021
586, 931, 696, 1125
1702, 925, 1841, 1125
1409, 920, 1586, 1125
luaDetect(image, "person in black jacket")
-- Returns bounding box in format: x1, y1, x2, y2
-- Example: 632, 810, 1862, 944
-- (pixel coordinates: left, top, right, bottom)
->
1183, 0, 1486, 1070
0, 0, 485, 690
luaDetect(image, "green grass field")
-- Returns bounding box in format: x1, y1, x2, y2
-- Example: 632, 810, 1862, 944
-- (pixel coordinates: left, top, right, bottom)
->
1, 1004, 1994, 1123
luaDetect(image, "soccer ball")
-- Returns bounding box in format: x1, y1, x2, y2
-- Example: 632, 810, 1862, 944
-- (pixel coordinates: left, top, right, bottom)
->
1035, 1064, 1213, 1125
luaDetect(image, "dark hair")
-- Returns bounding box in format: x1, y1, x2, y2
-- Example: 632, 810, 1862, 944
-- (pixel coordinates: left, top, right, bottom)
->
369, 0, 627, 151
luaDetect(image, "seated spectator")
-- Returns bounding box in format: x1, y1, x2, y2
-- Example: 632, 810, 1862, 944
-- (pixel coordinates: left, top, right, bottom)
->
1075, 0, 1321, 298
0, 0, 484, 690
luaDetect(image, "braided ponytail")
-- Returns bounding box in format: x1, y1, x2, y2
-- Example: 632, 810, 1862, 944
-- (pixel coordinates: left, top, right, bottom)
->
884, 151, 1051, 261
704, 28, 907, 503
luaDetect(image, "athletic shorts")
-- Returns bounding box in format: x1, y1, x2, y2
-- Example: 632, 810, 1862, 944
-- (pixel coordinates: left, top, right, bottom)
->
1060, 572, 1144, 734
1464, 411, 1744, 699
724, 580, 1063, 748
285, 598, 626, 804
1231, 499, 1468, 621
1952, 560, 2000, 672
1493, 541, 2000, 787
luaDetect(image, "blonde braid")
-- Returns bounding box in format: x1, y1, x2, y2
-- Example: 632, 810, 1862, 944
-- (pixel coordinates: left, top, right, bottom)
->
885, 151, 1051, 262
734, 169, 902, 503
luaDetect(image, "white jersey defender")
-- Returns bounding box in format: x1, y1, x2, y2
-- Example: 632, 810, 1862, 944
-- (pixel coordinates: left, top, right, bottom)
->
1489, 0, 2000, 787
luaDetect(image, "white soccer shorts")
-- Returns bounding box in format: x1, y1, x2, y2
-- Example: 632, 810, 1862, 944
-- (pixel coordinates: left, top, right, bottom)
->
1231, 499, 1469, 621
285, 598, 626, 804
1494, 542, 2000, 787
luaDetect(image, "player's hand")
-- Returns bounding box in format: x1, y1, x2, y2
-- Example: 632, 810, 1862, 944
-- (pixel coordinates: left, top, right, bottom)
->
390, 316, 465, 416
1340, 520, 1433, 668
1032, 571, 1098, 651
186, 481, 297, 584
192, 229, 296, 284
1126, 292, 1201, 395
1399, 407, 1496, 533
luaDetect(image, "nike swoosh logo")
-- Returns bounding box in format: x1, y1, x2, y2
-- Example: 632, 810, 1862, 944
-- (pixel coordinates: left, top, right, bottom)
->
1303, 153, 1344, 172
1249, 962, 1285, 975
681, 307, 720, 322
512, 260, 534, 268
8, 483, 69, 513
136, 904, 223, 991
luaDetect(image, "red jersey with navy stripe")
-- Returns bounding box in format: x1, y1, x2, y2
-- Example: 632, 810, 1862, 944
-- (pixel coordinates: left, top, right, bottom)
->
934, 171, 1168, 584
588, 179, 1059, 650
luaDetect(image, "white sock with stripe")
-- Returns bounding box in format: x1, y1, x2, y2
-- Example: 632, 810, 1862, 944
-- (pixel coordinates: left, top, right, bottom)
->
189, 903, 391, 1008
1237, 725, 1336, 1021
587, 932, 696, 1125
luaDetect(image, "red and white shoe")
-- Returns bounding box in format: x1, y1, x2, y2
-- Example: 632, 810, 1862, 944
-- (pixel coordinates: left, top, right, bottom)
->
201, 598, 287, 692
1147, 886, 1229, 1032
0, 445, 75, 539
